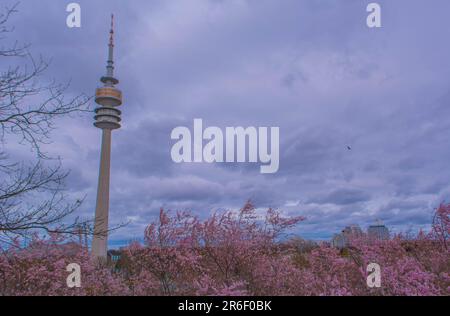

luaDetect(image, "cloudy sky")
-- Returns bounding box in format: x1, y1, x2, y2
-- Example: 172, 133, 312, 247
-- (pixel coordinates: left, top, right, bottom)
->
3, 0, 450, 245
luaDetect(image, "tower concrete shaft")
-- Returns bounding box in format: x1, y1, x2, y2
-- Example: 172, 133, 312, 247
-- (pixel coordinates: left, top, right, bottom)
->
92, 129, 112, 259
92, 14, 123, 260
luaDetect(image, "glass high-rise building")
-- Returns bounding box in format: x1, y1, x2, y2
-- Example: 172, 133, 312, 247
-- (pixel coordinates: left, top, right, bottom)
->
368, 224, 390, 241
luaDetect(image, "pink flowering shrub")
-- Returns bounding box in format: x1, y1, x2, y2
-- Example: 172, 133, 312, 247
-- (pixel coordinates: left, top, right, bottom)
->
0, 201, 448, 296
122, 210, 201, 295
343, 237, 442, 296
0, 236, 128, 296
122, 202, 305, 296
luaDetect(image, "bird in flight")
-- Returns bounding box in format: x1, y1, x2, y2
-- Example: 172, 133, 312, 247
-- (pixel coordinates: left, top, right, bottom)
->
347, 146, 352, 151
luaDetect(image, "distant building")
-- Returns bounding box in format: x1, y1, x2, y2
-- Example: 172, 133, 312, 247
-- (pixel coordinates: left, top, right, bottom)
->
107, 249, 123, 272
332, 233, 347, 249
342, 225, 364, 237
331, 225, 363, 249
331, 222, 390, 248
107, 249, 122, 263
368, 224, 389, 241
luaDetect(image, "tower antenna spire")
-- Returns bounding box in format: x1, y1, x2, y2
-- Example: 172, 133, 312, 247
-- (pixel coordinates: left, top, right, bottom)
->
102, 14, 118, 86
109, 14, 114, 47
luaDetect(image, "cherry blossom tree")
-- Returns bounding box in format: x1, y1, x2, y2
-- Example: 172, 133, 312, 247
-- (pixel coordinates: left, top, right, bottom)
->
0, 202, 448, 296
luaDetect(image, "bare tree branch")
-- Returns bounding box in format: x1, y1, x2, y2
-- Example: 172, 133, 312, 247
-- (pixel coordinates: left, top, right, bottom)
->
0, 4, 125, 247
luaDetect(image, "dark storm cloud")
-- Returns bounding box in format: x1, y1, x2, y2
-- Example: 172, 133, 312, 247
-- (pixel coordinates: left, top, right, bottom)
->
4, 0, 450, 242
310, 188, 371, 206
114, 117, 182, 177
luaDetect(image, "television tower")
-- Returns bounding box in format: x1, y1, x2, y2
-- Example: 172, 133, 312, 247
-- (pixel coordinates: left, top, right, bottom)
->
91, 15, 123, 260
